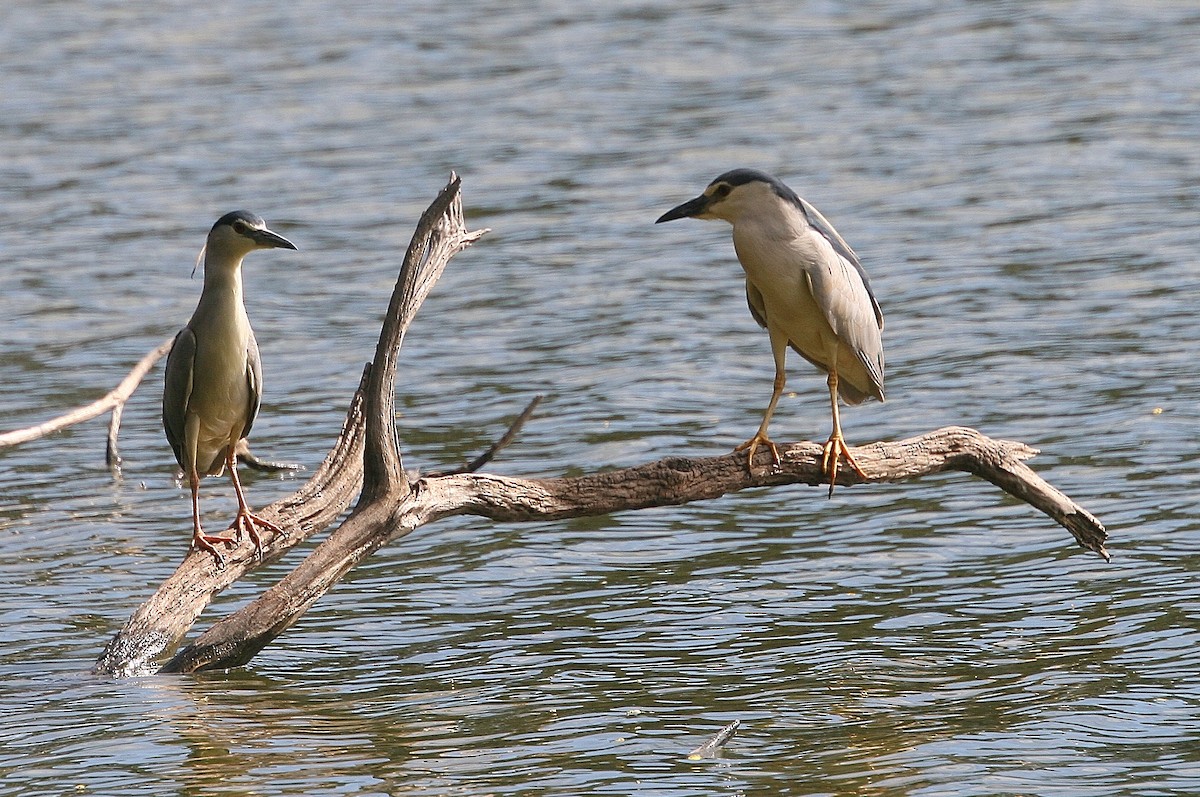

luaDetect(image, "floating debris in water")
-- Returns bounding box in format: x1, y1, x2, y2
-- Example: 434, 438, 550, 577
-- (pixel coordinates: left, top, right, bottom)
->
687, 719, 740, 759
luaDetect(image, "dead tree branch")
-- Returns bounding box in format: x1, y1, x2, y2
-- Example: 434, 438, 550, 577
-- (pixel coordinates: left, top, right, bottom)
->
0, 335, 175, 468
93, 174, 1109, 677
0, 335, 302, 474
92, 367, 369, 677
160, 423, 1107, 674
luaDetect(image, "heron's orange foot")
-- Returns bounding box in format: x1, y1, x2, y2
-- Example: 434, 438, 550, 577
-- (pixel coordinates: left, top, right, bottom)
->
191, 530, 236, 568
231, 510, 282, 559
734, 432, 781, 474
821, 435, 868, 497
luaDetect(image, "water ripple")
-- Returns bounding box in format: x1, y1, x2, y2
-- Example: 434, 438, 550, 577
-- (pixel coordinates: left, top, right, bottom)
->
4, 1, 1200, 795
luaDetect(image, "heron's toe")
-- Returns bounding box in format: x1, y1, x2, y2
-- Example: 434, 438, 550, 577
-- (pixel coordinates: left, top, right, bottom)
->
735, 432, 780, 475
821, 435, 868, 497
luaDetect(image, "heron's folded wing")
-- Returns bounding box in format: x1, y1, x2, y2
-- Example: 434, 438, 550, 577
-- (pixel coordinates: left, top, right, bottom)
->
162, 327, 196, 467
744, 279, 769, 330
241, 328, 263, 442
799, 202, 885, 398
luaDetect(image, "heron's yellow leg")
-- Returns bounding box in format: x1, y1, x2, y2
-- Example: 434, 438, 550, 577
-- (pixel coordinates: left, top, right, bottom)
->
735, 359, 786, 473
821, 371, 869, 497
226, 447, 281, 559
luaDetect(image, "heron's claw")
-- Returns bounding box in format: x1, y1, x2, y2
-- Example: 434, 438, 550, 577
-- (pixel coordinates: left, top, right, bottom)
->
821, 435, 868, 497
191, 529, 235, 569
735, 432, 781, 475
230, 509, 282, 561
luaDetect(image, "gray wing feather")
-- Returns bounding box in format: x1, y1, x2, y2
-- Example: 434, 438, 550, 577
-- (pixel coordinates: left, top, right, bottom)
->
803, 246, 886, 399
799, 198, 883, 330
797, 203, 886, 401
242, 327, 263, 443
162, 327, 196, 468
745, 279, 768, 330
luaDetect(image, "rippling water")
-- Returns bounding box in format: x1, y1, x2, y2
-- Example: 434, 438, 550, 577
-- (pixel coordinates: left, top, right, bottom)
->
3, 1, 1200, 795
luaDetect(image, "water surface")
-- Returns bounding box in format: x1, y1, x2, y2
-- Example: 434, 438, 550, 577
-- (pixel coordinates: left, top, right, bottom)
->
2, 2, 1200, 795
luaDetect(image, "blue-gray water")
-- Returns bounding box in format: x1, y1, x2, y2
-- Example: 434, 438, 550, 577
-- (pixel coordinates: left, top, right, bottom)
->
2, 2, 1199, 795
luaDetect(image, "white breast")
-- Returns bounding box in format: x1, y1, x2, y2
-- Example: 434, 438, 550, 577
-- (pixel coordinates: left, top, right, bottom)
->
732, 214, 841, 363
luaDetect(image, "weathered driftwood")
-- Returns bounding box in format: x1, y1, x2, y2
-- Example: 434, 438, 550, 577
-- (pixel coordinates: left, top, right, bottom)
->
0, 335, 175, 469
92, 174, 1108, 677
0, 330, 303, 474
235, 438, 304, 474
92, 368, 368, 677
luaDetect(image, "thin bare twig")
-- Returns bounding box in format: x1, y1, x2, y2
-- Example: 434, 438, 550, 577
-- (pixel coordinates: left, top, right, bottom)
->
0, 335, 175, 464
425, 394, 543, 477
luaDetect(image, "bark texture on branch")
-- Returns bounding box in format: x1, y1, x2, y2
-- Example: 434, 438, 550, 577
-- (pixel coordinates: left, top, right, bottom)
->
93, 175, 1109, 677
420, 427, 1104, 555
161, 425, 1106, 674
92, 370, 369, 677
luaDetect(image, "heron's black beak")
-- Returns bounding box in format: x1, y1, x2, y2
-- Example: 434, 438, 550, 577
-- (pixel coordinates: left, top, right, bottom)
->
251, 227, 298, 251
656, 194, 709, 223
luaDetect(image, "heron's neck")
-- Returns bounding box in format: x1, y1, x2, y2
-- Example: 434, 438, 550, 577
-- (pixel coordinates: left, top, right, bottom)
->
201, 255, 246, 300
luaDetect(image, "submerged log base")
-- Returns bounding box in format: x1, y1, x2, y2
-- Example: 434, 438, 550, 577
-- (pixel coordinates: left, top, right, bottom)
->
93, 175, 1109, 677
91, 370, 369, 678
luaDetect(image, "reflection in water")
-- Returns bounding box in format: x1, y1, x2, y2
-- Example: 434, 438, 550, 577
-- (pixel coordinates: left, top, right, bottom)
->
3, 1, 1200, 794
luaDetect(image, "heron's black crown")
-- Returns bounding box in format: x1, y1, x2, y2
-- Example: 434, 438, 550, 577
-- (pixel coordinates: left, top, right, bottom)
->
709, 169, 803, 209
212, 210, 265, 233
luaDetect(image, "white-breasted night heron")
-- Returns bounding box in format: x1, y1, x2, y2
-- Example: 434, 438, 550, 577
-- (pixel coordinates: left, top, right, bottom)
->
656, 169, 884, 495
163, 210, 297, 564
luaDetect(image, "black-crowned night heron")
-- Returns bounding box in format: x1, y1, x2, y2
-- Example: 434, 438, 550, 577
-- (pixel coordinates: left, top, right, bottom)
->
163, 210, 297, 564
656, 169, 884, 495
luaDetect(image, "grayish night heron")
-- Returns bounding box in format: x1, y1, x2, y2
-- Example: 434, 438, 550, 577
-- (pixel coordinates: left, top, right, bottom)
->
656, 169, 884, 495
163, 210, 297, 564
